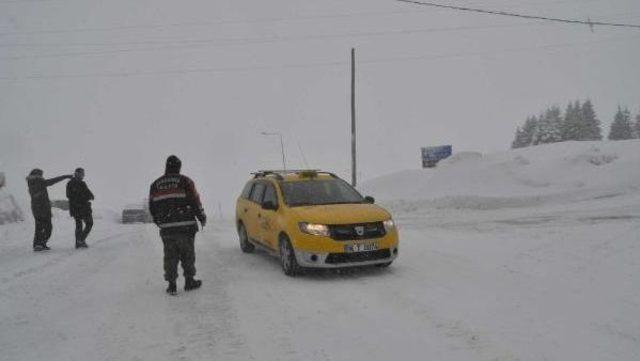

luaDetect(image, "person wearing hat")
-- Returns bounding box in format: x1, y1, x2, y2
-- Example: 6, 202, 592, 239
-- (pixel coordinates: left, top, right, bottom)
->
66, 168, 95, 249
149, 155, 207, 295
26, 169, 73, 251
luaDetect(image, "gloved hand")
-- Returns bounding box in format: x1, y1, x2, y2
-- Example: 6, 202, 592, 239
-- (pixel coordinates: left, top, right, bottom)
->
198, 214, 207, 228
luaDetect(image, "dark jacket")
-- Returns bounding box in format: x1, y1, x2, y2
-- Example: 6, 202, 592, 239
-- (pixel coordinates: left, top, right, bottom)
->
149, 173, 206, 236
66, 178, 94, 218
26, 173, 71, 219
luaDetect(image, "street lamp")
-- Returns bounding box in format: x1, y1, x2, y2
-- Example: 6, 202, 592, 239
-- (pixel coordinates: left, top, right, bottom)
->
260, 131, 286, 170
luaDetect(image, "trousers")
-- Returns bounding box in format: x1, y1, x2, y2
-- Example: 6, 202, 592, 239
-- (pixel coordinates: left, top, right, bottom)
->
74, 214, 93, 243
33, 217, 52, 247
161, 232, 196, 282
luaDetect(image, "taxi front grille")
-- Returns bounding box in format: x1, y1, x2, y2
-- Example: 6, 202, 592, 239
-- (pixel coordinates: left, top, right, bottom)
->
325, 249, 391, 264
329, 222, 386, 241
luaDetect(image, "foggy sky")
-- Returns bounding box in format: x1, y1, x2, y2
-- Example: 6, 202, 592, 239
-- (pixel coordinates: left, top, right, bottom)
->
1, 0, 639, 214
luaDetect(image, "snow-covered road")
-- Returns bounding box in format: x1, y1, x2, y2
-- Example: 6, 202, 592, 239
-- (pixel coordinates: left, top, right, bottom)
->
1, 192, 638, 361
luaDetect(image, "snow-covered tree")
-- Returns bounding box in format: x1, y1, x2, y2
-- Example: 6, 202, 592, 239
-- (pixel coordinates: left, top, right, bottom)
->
532, 107, 562, 145
512, 116, 539, 148
521, 116, 539, 147
511, 127, 525, 149
581, 100, 602, 140
561, 100, 583, 141
634, 112, 640, 139
608, 106, 634, 140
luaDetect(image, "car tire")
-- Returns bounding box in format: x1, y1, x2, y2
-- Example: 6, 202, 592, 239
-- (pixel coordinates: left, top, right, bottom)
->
279, 235, 301, 277
238, 223, 255, 253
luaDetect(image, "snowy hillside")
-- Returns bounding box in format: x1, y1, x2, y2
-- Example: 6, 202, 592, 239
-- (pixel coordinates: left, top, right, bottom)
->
1, 141, 639, 361
361, 140, 640, 212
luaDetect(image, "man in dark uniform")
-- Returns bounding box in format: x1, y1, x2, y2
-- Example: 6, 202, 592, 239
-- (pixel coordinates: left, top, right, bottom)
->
26, 169, 73, 251
149, 155, 206, 295
66, 168, 94, 249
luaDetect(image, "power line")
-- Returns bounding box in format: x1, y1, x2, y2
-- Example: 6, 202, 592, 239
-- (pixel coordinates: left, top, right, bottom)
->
0, 22, 543, 49
360, 34, 638, 64
0, 34, 635, 81
0, 9, 437, 37
0, 0, 52, 3
397, 0, 640, 29
3, 15, 636, 61
0, 22, 553, 63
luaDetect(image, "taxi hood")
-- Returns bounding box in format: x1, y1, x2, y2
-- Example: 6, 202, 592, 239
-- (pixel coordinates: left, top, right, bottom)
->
287, 203, 391, 224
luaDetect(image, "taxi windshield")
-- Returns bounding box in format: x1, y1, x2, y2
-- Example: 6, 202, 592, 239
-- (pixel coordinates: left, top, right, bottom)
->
280, 179, 364, 207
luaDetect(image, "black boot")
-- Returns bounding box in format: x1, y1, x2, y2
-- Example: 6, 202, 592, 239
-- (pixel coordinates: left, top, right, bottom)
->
166, 282, 177, 295
184, 278, 202, 291
76, 241, 88, 249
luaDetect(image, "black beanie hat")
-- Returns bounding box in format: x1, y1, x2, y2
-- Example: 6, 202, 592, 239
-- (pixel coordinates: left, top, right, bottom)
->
165, 155, 182, 174
29, 168, 43, 177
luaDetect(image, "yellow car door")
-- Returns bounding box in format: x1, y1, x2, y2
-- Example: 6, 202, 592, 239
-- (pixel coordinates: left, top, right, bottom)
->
244, 181, 266, 243
258, 182, 280, 250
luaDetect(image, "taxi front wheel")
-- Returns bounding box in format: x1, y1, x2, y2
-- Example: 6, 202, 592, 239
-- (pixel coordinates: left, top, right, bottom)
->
279, 236, 301, 277
238, 223, 255, 253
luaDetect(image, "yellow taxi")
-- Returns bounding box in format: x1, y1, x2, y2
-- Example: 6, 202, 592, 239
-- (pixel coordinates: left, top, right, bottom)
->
235, 170, 399, 276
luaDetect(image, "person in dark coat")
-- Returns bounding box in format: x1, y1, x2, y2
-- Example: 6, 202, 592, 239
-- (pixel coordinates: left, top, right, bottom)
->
149, 155, 206, 295
66, 168, 94, 249
26, 169, 73, 251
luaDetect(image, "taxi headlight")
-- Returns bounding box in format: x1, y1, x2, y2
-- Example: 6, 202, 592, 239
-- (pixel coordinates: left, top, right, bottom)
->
383, 219, 396, 232
299, 222, 330, 237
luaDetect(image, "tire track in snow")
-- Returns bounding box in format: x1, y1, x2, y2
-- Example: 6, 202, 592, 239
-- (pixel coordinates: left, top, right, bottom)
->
90, 225, 251, 361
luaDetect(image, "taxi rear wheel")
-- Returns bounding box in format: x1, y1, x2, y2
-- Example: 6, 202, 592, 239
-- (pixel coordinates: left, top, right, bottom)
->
238, 223, 255, 253
279, 235, 301, 277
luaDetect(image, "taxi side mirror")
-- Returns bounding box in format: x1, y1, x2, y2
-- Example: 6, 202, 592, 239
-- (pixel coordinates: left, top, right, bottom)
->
364, 196, 375, 204
262, 200, 278, 211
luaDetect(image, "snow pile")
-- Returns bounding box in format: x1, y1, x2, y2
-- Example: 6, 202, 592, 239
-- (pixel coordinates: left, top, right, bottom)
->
0, 188, 24, 225
361, 140, 640, 211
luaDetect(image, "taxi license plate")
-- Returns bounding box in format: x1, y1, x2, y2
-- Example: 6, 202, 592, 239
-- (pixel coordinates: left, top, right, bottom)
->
344, 243, 378, 253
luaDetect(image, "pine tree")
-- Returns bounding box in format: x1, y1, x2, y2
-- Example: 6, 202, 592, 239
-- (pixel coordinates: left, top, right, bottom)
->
634, 112, 640, 139
512, 116, 538, 148
561, 100, 583, 141
608, 106, 634, 140
581, 100, 603, 140
533, 107, 562, 145
511, 127, 525, 148
521, 115, 538, 146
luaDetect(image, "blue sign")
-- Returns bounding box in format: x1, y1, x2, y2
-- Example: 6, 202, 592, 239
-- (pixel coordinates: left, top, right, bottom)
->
421, 145, 452, 167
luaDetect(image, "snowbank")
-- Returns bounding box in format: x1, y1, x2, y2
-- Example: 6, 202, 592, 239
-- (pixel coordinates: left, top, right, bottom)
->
361, 140, 640, 211
0, 189, 24, 225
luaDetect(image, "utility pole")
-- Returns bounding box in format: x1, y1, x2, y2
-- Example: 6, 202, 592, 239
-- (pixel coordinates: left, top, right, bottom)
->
351, 47, 357, 187
279, 133, 286, 171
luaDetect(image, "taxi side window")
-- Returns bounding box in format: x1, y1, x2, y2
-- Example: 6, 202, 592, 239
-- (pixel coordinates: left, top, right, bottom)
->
241, 182, 254, 199
250, 183, 266, 204
263, 184, 278, 208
